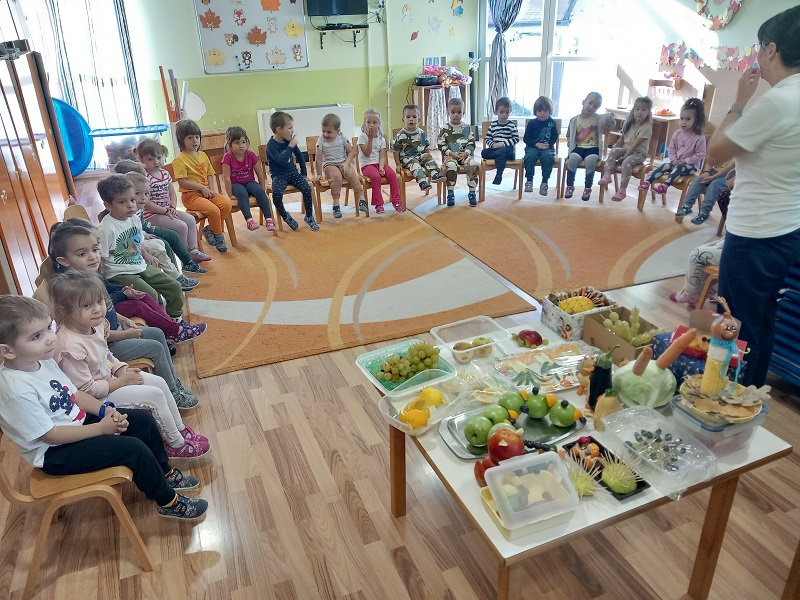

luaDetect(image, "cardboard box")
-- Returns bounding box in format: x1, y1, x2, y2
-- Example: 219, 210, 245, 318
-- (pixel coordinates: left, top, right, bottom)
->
582, 307, 658, 366
540, 287, 616, 341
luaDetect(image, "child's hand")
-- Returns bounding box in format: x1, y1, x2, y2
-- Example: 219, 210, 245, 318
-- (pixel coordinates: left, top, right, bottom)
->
536, 142, 549, 150
144, 233, 156, 240
700, 172, 714, 184
367, 126, 377, 138
117, 368, 143, 386
165, 207, 178, 218
492, 142, 504, 149
288, 135, 298, 148
99, 410, 121, 435
379, 166, 385, 176
113, 410, 129, 434
122, 285, 146, 300
201, 186, 214, 199
144, 253, 159, 267
124, 328, 142, 339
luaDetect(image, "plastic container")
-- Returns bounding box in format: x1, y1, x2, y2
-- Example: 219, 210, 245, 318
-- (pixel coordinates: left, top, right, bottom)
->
88, 124, 168, 169
483, 452, 579, 533
670, 396, 768, 455
377, 378, 466, 436
430, 316, 511, 364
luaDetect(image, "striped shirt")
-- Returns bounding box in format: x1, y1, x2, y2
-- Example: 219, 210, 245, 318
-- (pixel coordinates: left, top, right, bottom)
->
484, 120, 519, 148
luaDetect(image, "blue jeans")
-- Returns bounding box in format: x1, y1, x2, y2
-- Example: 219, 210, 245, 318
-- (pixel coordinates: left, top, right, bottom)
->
682, 175, 727, 215
523, 147, 554, 183
647, 162, 695, 186
481, 145, 516, 175
232, 180, 273, 221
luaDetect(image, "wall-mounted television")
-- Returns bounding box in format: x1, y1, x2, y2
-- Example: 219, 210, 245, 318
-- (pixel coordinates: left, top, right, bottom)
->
306, 0, 368, 17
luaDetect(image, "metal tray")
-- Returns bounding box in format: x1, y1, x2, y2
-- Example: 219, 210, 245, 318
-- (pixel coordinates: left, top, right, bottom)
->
439, 405, 585, 460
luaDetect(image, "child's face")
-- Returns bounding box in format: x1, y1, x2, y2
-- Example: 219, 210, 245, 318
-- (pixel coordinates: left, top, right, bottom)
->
365, 114, 380, 131
275, 121, 294, 142
70, 294, 106, 331
0, 317, 56, 365
183, 134, 201, 153
56, 234, 101, 272
132, 181, 150, 210
679, 109, 695, 131
581, 95, 600, 116
140, 153, 160, 172
633, 102, 650, 123
496, 106, 511, 123
448, 104, 464, 125
105, 188, 138, 220
321, 125, 339, 142
403, 109, 419, 131
230, 136, 249, 154
536, 107, 551, 121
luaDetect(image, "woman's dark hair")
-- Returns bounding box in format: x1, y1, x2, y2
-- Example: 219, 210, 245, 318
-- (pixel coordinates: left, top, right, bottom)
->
758, 5, 800, 68
225, 126, 250, 152
681, 98, 705, 134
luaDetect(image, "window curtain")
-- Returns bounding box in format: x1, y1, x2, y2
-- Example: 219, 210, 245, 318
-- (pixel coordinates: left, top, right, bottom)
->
487, 0, 524, 112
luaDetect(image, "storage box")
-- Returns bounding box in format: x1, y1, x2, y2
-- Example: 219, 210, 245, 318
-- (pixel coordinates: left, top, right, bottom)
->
483, 452, 578, 533
88, 124, 168, 169
582, 307, 658, 366
670, 396, 767, 456
430, 316, 511, 364
540, 287, 616, 341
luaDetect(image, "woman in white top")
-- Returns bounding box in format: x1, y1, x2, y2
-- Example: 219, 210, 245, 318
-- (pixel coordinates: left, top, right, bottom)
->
706, 5, 800, 387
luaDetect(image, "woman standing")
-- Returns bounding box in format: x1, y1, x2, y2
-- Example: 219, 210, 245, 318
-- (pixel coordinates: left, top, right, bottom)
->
706, 6, 800, 387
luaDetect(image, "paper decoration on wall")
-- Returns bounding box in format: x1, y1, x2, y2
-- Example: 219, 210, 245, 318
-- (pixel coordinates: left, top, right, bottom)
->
452, 0, 464, 17
660, 41, 706, 69
193, 0, 307, 73
428, 16, 442, 34
411, 31, 419, 41
696, 0, 742, 30
402, 5, 413, 25
449, 27, 456, 36
717, 45, 757, 71
201, 0, 210, 4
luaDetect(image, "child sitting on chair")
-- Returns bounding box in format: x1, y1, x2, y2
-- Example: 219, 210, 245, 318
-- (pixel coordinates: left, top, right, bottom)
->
598, 96, 653, 202
481, 96, 518, 185
564, 92, 617, 201
438, 97, 479, 207
523, 96, 559, 196
315, 113, 367, 218
0, 295, 208, 520
358, 108, 403, 213
392, 104, 442, 192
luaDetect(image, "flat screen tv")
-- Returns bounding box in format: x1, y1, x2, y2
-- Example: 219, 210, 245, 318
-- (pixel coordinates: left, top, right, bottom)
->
307, 0, 368, 17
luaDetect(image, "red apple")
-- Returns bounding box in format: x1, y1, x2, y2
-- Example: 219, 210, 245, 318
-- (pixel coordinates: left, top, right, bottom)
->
487, 429, 525, 463
518, 329, 543, 348
474, 456, 498, 487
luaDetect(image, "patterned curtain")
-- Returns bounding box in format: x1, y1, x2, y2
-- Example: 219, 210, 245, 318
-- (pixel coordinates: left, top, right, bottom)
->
488, 0, 524, 112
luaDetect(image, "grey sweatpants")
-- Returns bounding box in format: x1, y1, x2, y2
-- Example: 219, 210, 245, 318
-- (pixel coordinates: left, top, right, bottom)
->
108, 325, 178, 393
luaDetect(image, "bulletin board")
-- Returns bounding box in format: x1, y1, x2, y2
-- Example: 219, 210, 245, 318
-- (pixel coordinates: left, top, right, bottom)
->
193, 0, 309, 74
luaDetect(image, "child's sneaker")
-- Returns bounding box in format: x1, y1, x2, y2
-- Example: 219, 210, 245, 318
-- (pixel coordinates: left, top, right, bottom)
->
190, 250, 212, 263
391, 200, 405, 212
612, 189, 627, 202
283, 214, 299, 230
304, 215, 320, 231
446, 190, 455, 207
492, 174, 503, 185
170, 321, 207, 344
183, 261, 208, 274
523, 180, 533, 193
246, 218, 260, 231
375, 203, 385, 213
333, 205, 342, 219
165, 439, 208, 459
164, 468, 200, 490
653, 183, 668, 194
173, 387, 199, 410
180, 425, 208, 446
419, 180, 432, 191
675, 205, 693, 218
669, 290, 699, 307
213, 234, 227, 253
431, 172, 443, 181
202, 226, 217, 246
358, 199, 368, 213
564, 186, 575, 199
691, 212, 709, 225
265, 218, 277, 231
638, 181, 651, 191
581, 188, 592, 201
157, 494, 208, 520
177, 275, 199, 291
167, 342, 177, 357
539, 182, 548, 196
468, 191, 477, 206
598, 174, 613, 186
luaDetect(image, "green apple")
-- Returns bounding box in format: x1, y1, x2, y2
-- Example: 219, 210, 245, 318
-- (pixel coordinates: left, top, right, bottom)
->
549, 399, 581, 428
498, 392, 525, 413
525, 393, 550, 419
464, 416, 494, 447
471, 336, 494, 358
482, 405, 509, 424
488, 422, 517, 438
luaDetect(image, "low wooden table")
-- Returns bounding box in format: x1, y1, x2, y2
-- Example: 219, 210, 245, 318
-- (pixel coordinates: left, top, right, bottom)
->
390, 414, 791, 599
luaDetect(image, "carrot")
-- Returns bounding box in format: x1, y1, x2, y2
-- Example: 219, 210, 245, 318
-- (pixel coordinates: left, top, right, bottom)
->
632, 346, 653, 376
656, 328, 697, 370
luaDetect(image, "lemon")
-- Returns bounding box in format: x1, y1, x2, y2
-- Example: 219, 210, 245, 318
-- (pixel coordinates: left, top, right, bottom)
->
419, 387, 445, 407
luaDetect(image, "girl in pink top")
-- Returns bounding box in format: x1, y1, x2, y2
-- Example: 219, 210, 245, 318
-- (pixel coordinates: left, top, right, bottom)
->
51, 271, 210, 459
641, 98, 707, 193
221, 126, 276, 232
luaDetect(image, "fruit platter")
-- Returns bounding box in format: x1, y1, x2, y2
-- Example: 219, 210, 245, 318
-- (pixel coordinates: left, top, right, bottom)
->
563, 435, 650, 500
493, 340, 598, 393
439, 389, 586, 459
430, 315, 515, 364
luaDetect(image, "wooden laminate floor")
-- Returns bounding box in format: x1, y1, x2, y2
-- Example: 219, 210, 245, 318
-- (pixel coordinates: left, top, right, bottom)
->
1, 175, 798, 600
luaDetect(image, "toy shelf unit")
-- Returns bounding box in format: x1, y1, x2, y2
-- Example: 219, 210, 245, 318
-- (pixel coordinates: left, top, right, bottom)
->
771, 260, 800, 387
256, 104, 356, 152
88, 124, 168, 170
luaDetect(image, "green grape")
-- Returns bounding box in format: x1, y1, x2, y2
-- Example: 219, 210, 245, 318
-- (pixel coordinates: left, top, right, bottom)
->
603, 318, 613, 329
609, 311, 620, 322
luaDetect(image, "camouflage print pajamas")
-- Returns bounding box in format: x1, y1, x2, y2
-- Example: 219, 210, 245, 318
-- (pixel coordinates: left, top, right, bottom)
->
438, 122, 478, 190
392, 128, 440, 182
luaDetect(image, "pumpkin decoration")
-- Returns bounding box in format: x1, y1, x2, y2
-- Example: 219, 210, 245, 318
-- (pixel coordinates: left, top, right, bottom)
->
592, 388, 623, 431
701, 297, 742, 395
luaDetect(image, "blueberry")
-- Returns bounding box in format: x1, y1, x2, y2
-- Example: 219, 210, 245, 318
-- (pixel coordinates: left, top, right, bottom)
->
654, 436, 662, 443
644, 430, 654, 439
520, 404, 529, 413
664, 433, 673, 442
579, 416, 587, 424
524, 440, 535, 448
561, 399, 569, 408
531, 386, 540, 395
634, 432, 643, 442
509, 417, 516, 426
655, 428, 662, 436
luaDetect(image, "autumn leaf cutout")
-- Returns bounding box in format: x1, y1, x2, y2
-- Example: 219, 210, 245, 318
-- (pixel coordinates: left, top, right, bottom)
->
248, 26, 268, 45
199, 9, 221, 30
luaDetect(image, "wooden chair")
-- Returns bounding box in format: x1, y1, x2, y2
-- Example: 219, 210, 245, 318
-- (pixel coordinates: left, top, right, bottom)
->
435, 128, 489, 204
257, 144, 310, 229
559, 118, 622, 200
207, 154, 276, 236
63, 204, 91, 223
306, 136, 365, 220
0, 432, 154, 600
478, 120, 523, 201
650, 133, 713, 212
696, 264, 719, 309
359, 135, 405, 212
391, 127, 442, 208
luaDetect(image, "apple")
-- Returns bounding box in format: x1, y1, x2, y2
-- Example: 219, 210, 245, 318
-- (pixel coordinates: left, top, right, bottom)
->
498, 392, 525, 413
471, 336, 494, 358
518, 329, 543, 347
549, 398, 583, 428
488, 422, 517, 438
482, 405, 509, 424
474, 456, 498, 487
464, 416, 493, 446
525, 393, 550, 419
452, 342, 474, 364
487, 428, 525, 463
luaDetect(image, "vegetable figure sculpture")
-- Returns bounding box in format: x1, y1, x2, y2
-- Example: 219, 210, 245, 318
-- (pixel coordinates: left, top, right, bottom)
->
700, 297, 742, 395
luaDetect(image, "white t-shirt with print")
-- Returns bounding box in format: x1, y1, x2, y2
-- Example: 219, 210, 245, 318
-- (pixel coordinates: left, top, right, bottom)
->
358, 131, 386, 167
316, 131, 349, 166
0, 359, 87, 467
724, 73, 800, 238
98, 214, 146, 278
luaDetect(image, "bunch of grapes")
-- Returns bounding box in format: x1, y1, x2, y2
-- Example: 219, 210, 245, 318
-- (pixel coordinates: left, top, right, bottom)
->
372, 342, 440, 383
602, 307, 661, 347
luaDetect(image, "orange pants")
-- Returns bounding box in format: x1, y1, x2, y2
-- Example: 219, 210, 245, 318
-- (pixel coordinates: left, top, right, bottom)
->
182, 191, 232, 235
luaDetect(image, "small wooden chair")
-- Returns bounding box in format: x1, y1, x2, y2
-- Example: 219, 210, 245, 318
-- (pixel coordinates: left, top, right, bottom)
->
391, 127, 443, 207
63, 204, 91, 222
207, 154, 276, 236
0, 432, 154, 600
306, 135, 365, 220
257, 144, 310, 229
696, 264, 719, 309
478, 120, 523, 201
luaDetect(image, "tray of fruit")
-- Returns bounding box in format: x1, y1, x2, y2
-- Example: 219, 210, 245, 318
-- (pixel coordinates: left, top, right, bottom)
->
439, 389, 586, 459
563, 436, 650, 500
379, 385, 464, 436
356, 339, 456, 398
493, 340, 598, 393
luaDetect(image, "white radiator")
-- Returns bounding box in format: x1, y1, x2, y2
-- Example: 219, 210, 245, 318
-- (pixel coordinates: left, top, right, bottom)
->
257, 103, 356, 152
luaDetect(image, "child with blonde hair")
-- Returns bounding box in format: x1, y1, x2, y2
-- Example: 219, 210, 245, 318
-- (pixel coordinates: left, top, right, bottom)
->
358, 108, 403, 213
221, 126, 276, 231
172, 119, 233, 252
599, 96, 653, 202
564, 92, 617, 201
523, 96, 559, 196
438, 97, 479, 206
315, 113, 367, 218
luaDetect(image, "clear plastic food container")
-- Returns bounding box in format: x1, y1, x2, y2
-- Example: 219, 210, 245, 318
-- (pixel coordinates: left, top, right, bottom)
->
430, 316, 511, 364
483, 452, 579, 532
670, 396, 768, 455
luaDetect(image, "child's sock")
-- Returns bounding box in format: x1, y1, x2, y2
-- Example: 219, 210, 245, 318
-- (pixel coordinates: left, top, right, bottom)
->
161, 494, 179, 508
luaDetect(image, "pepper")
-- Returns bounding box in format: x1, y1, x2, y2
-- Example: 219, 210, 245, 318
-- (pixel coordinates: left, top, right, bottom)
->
587, 345, 618, 410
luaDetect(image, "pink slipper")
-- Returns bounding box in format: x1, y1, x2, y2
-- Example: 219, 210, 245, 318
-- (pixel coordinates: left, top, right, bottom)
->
611, 189, 626, 202
669, 291, 698, 307
638, 181, 650, 191
653, 183, 668, 194
598, 174, 613, 186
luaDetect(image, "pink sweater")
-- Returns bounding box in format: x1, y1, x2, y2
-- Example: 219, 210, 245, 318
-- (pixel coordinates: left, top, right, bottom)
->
54, 321, 127, 398
666, 129, 706, 169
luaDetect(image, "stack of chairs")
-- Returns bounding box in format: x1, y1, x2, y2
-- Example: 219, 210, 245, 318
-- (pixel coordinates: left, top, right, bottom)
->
770, 259, 800, 386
